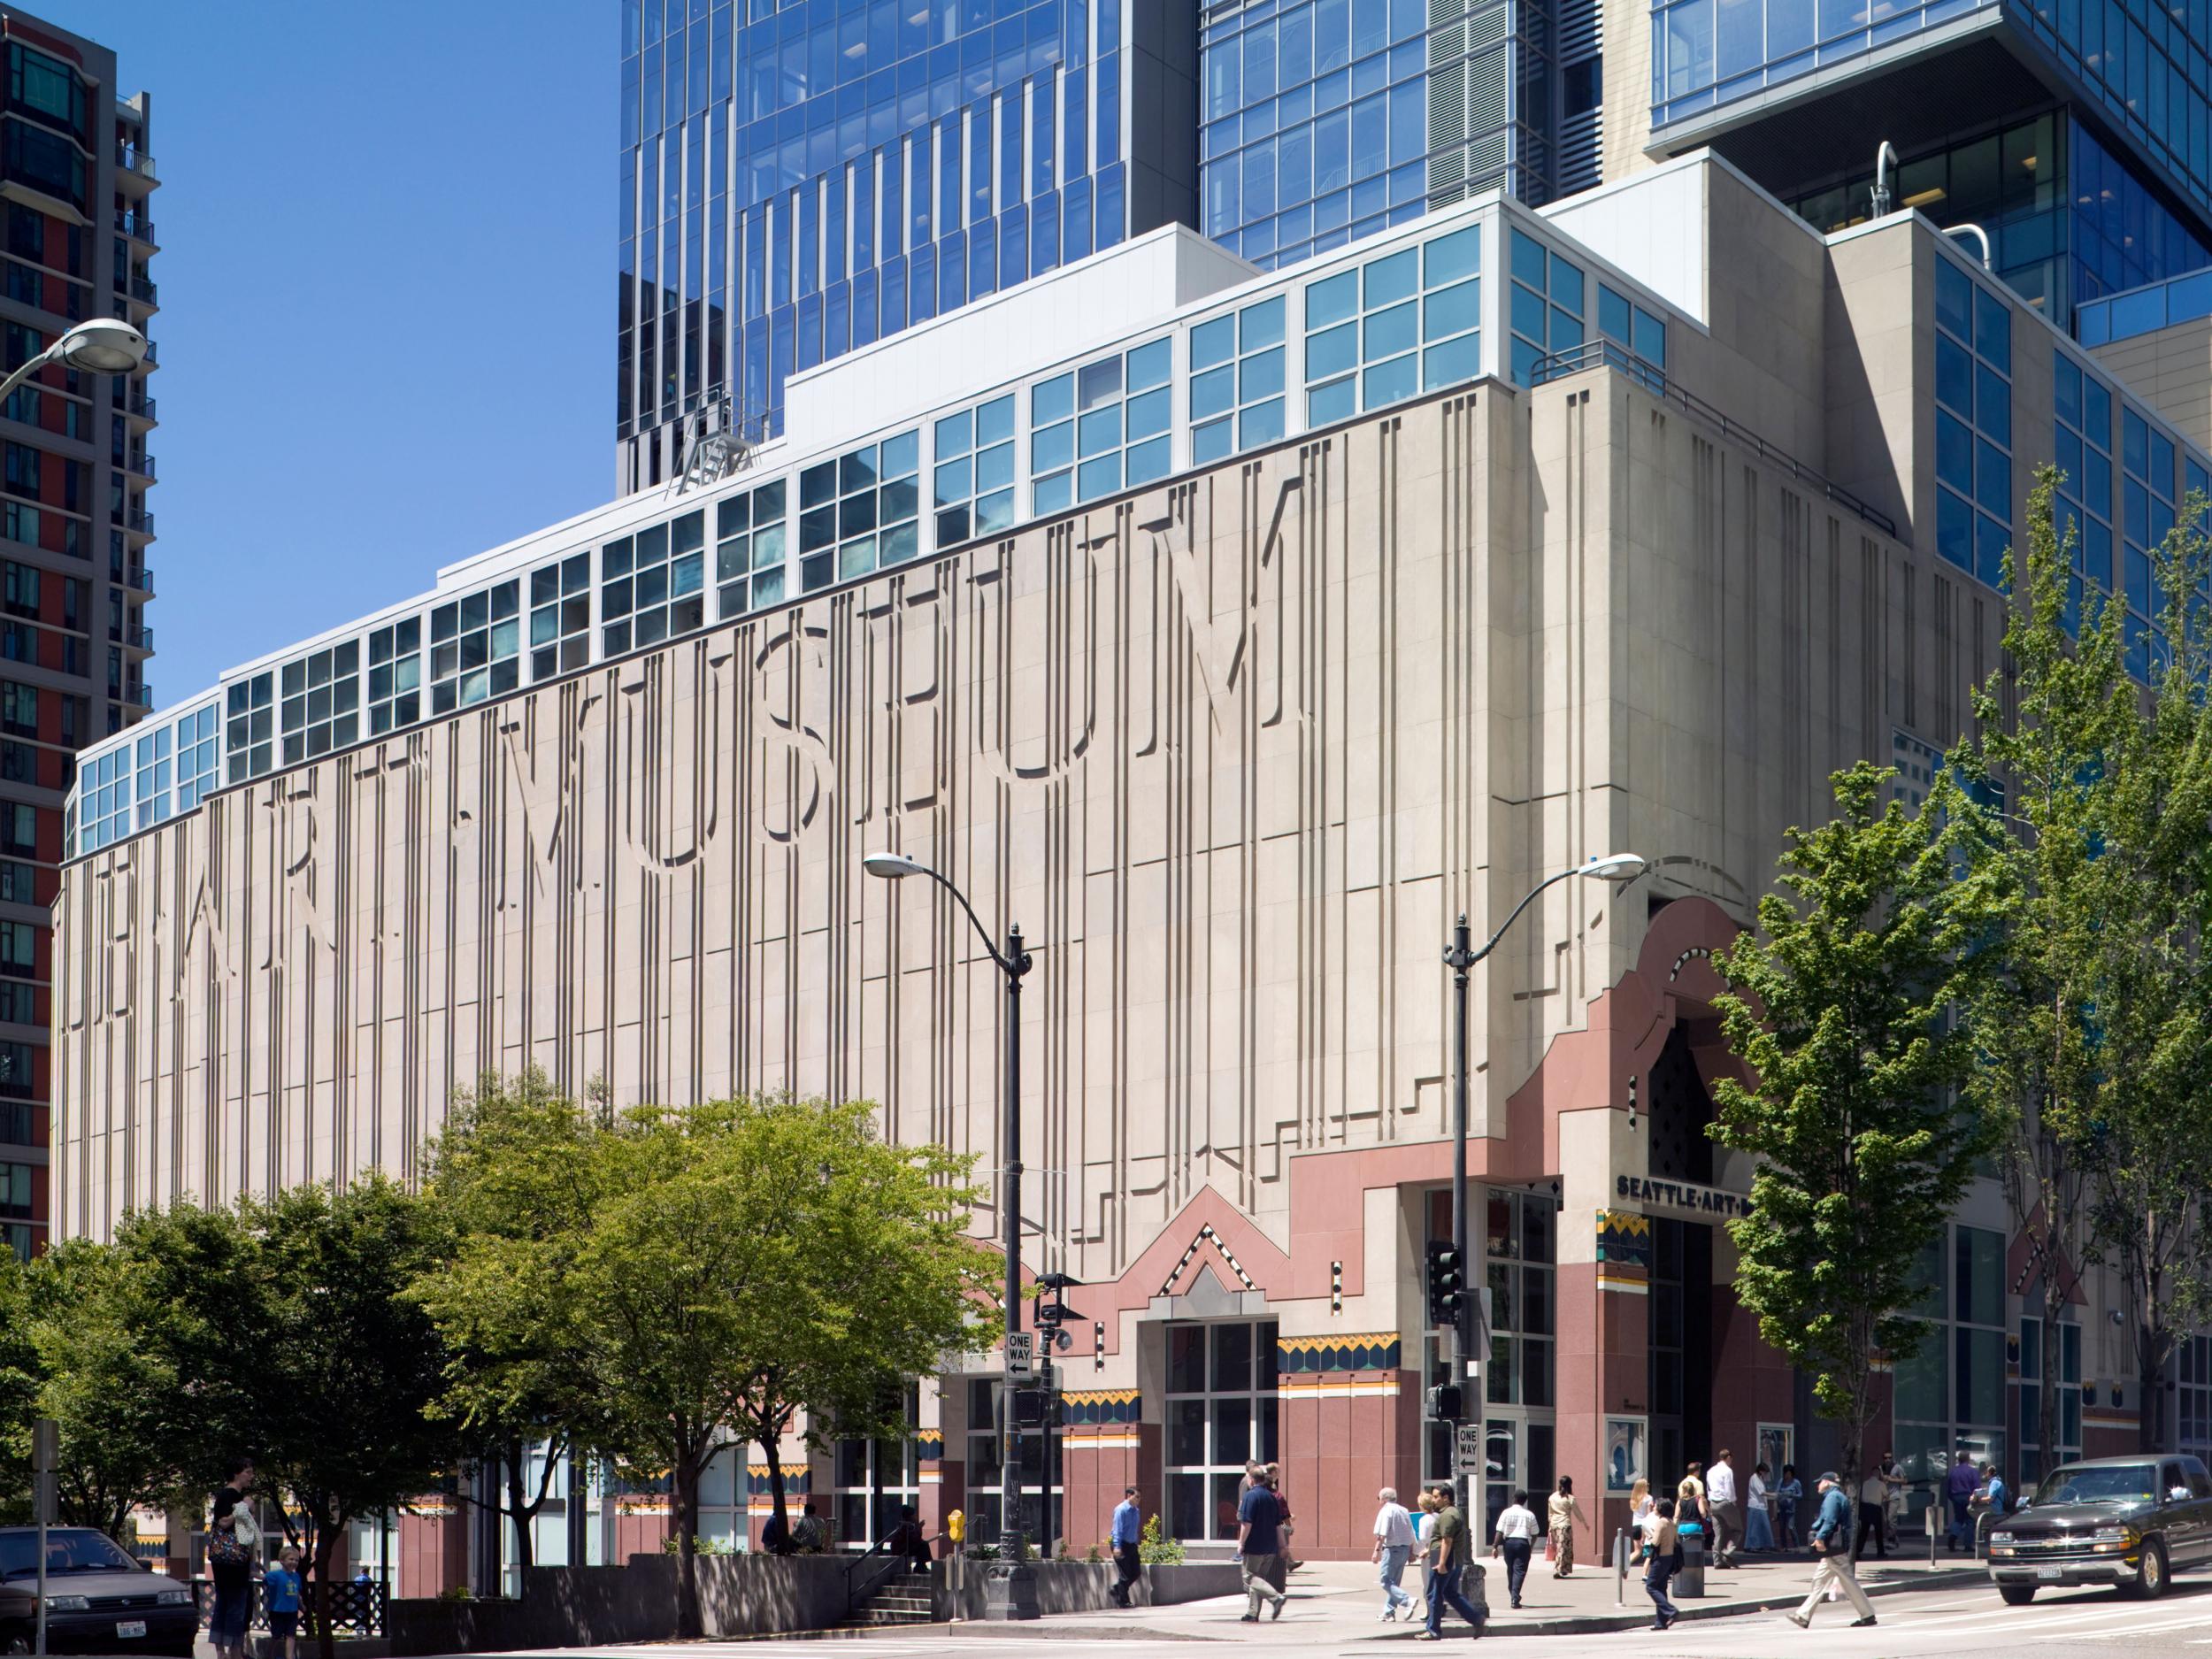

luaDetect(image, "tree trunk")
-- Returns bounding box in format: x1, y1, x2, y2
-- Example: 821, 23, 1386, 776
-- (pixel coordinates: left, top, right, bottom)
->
2136, 1243, 2171, 1455
504, 1441, 535, 1578
312, 1517, 342, 1659
2038, 1269, 2062, 1479
672, 1452, 703, 1640
763, 1433, 789, 1548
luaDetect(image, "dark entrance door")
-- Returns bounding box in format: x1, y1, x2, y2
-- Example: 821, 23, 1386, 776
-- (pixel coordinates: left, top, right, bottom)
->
1646, 1021, 1717, 1485
1649, 1218, 1713, 1486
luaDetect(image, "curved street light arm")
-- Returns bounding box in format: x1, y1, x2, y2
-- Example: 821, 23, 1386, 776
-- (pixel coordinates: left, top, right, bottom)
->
904, 861, 1029, 981
1449, 864, 1586, 972
0, 343, 60, 414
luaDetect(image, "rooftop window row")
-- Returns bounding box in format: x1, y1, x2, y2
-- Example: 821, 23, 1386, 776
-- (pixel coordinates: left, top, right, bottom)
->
66, 202, 1677, 859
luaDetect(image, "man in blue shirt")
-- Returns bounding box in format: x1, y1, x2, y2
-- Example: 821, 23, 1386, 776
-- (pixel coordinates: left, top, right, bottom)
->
1789, 1471, 1877, 1629
1970, 1461, 2009, 1546
1945, 1451, 1980, 1551
1238, 1471, 1289, 1621
1110, 1486, 1143, 1608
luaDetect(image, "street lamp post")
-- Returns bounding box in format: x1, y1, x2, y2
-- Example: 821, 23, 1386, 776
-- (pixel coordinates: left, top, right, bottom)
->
0, 319, 148, 405
863, 851, 1038, 1620
1441, 853, 1647, 1520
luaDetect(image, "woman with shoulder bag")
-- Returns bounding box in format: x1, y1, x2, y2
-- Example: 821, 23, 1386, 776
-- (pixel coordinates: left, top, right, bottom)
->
207, 1458, 259, 1659
1642, 1498, 1681, 1631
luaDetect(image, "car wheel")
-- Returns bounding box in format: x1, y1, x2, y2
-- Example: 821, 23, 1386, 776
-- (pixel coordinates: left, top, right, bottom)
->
2127, 1539, 2170, 1600
1998, 1586, 2036, 1606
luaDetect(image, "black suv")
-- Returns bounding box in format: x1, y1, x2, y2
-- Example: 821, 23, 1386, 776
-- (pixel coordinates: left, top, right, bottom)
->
1986, 1453, 2212, 1603
0, 1527, 196, 1655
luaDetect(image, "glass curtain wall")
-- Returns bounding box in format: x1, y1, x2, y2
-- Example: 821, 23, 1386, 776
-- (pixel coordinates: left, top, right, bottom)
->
618, 0, 1130, 457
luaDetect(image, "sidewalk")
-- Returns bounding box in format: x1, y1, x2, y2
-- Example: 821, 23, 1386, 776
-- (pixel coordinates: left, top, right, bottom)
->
1016, 1548, 1987, 1641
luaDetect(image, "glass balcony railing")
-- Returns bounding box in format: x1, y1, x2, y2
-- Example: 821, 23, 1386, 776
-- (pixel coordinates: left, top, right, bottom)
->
113, 210, 155, 243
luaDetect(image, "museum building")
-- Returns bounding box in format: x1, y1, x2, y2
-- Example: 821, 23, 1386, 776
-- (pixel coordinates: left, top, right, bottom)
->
50, 152, 2209, 1578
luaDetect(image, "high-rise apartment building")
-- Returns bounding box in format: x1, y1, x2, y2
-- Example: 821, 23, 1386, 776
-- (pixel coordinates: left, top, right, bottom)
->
0, 8, 157, 1258
614, 0, 1199, 490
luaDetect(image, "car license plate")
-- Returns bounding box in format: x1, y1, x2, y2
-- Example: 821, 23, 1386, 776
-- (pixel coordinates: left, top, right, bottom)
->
2035, 1566, 2064, 1581
116, 1621, 146, 1639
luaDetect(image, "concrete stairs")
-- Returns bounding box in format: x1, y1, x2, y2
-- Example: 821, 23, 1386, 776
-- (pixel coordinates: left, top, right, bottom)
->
839, 1569, 937, 1628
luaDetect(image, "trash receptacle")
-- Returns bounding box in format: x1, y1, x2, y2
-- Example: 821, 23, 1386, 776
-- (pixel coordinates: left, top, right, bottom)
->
1677, 1525, 1708, 1597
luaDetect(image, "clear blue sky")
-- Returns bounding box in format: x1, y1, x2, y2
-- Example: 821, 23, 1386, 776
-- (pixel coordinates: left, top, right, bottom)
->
40, 0, 611, 703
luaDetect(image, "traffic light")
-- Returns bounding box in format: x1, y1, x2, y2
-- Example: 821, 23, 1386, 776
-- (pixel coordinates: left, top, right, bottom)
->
1425, 1239, 1465, 1327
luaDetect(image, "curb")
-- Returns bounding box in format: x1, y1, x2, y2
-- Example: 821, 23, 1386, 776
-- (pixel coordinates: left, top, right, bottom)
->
1361, 1566, 1989, 1638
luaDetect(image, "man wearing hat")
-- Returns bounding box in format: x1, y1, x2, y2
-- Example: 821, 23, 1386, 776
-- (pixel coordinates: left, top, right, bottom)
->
1788, 1471, 1877, 1629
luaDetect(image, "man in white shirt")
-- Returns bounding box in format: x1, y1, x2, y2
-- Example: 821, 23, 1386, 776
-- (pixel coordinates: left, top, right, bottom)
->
1371, 1486, 1417, 1621
1856, 1468, 1892, 1558
1707, 1449, 1741, 1567
1493, 1488, 1543, 1609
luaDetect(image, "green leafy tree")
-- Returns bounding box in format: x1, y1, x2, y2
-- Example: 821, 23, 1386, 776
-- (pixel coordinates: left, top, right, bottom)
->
411, 1072, 614, 1578
1711, 760, 1994, 1533
420, 1087, 987, 1639
1955, 467, 2145, 1471
19, 1239, 200, 1535
2071, 487, 2212, 1452
119, 1182, 454, 1659
719, 1095, 988, 1552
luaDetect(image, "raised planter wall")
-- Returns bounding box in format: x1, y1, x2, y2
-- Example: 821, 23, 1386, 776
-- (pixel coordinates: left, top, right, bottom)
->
387, 1555, 849, 1655
939, 1558, 1244, 1619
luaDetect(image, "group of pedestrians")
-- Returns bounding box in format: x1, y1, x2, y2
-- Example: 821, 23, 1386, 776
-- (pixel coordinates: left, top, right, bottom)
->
1646, 1464, 1883, 1632
1628, 1450, 1796, 1567
1941, 1451, 2011, 1552
1367, 1484, 1486, 1640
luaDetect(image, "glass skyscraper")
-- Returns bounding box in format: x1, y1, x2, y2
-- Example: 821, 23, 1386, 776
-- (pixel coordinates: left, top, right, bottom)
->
1195, 0, 1607, 274
618, 0, 2212, 480
615, 0, 1199, 490
1645, 0, 2212, 322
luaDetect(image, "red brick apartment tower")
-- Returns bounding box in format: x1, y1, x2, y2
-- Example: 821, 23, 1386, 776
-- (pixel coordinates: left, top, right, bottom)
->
0, 9, 157, 1255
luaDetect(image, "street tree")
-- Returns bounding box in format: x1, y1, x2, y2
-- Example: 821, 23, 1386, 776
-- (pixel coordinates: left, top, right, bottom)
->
1710, 759, 1995, 1537
411, 1072, 613, 1578
19, 1239, 200, 1537
2074, 488, 2212, 1452
119, 1182, 455, 1659
718, 1095, 988, 1551
1955, 467, 2149, 1471
421, 1087, 989, 1638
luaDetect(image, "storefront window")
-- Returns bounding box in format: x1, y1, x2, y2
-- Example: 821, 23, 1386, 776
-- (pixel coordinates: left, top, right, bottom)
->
832, 1386, 921, 1549
1893, 1225, 2008, 1516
